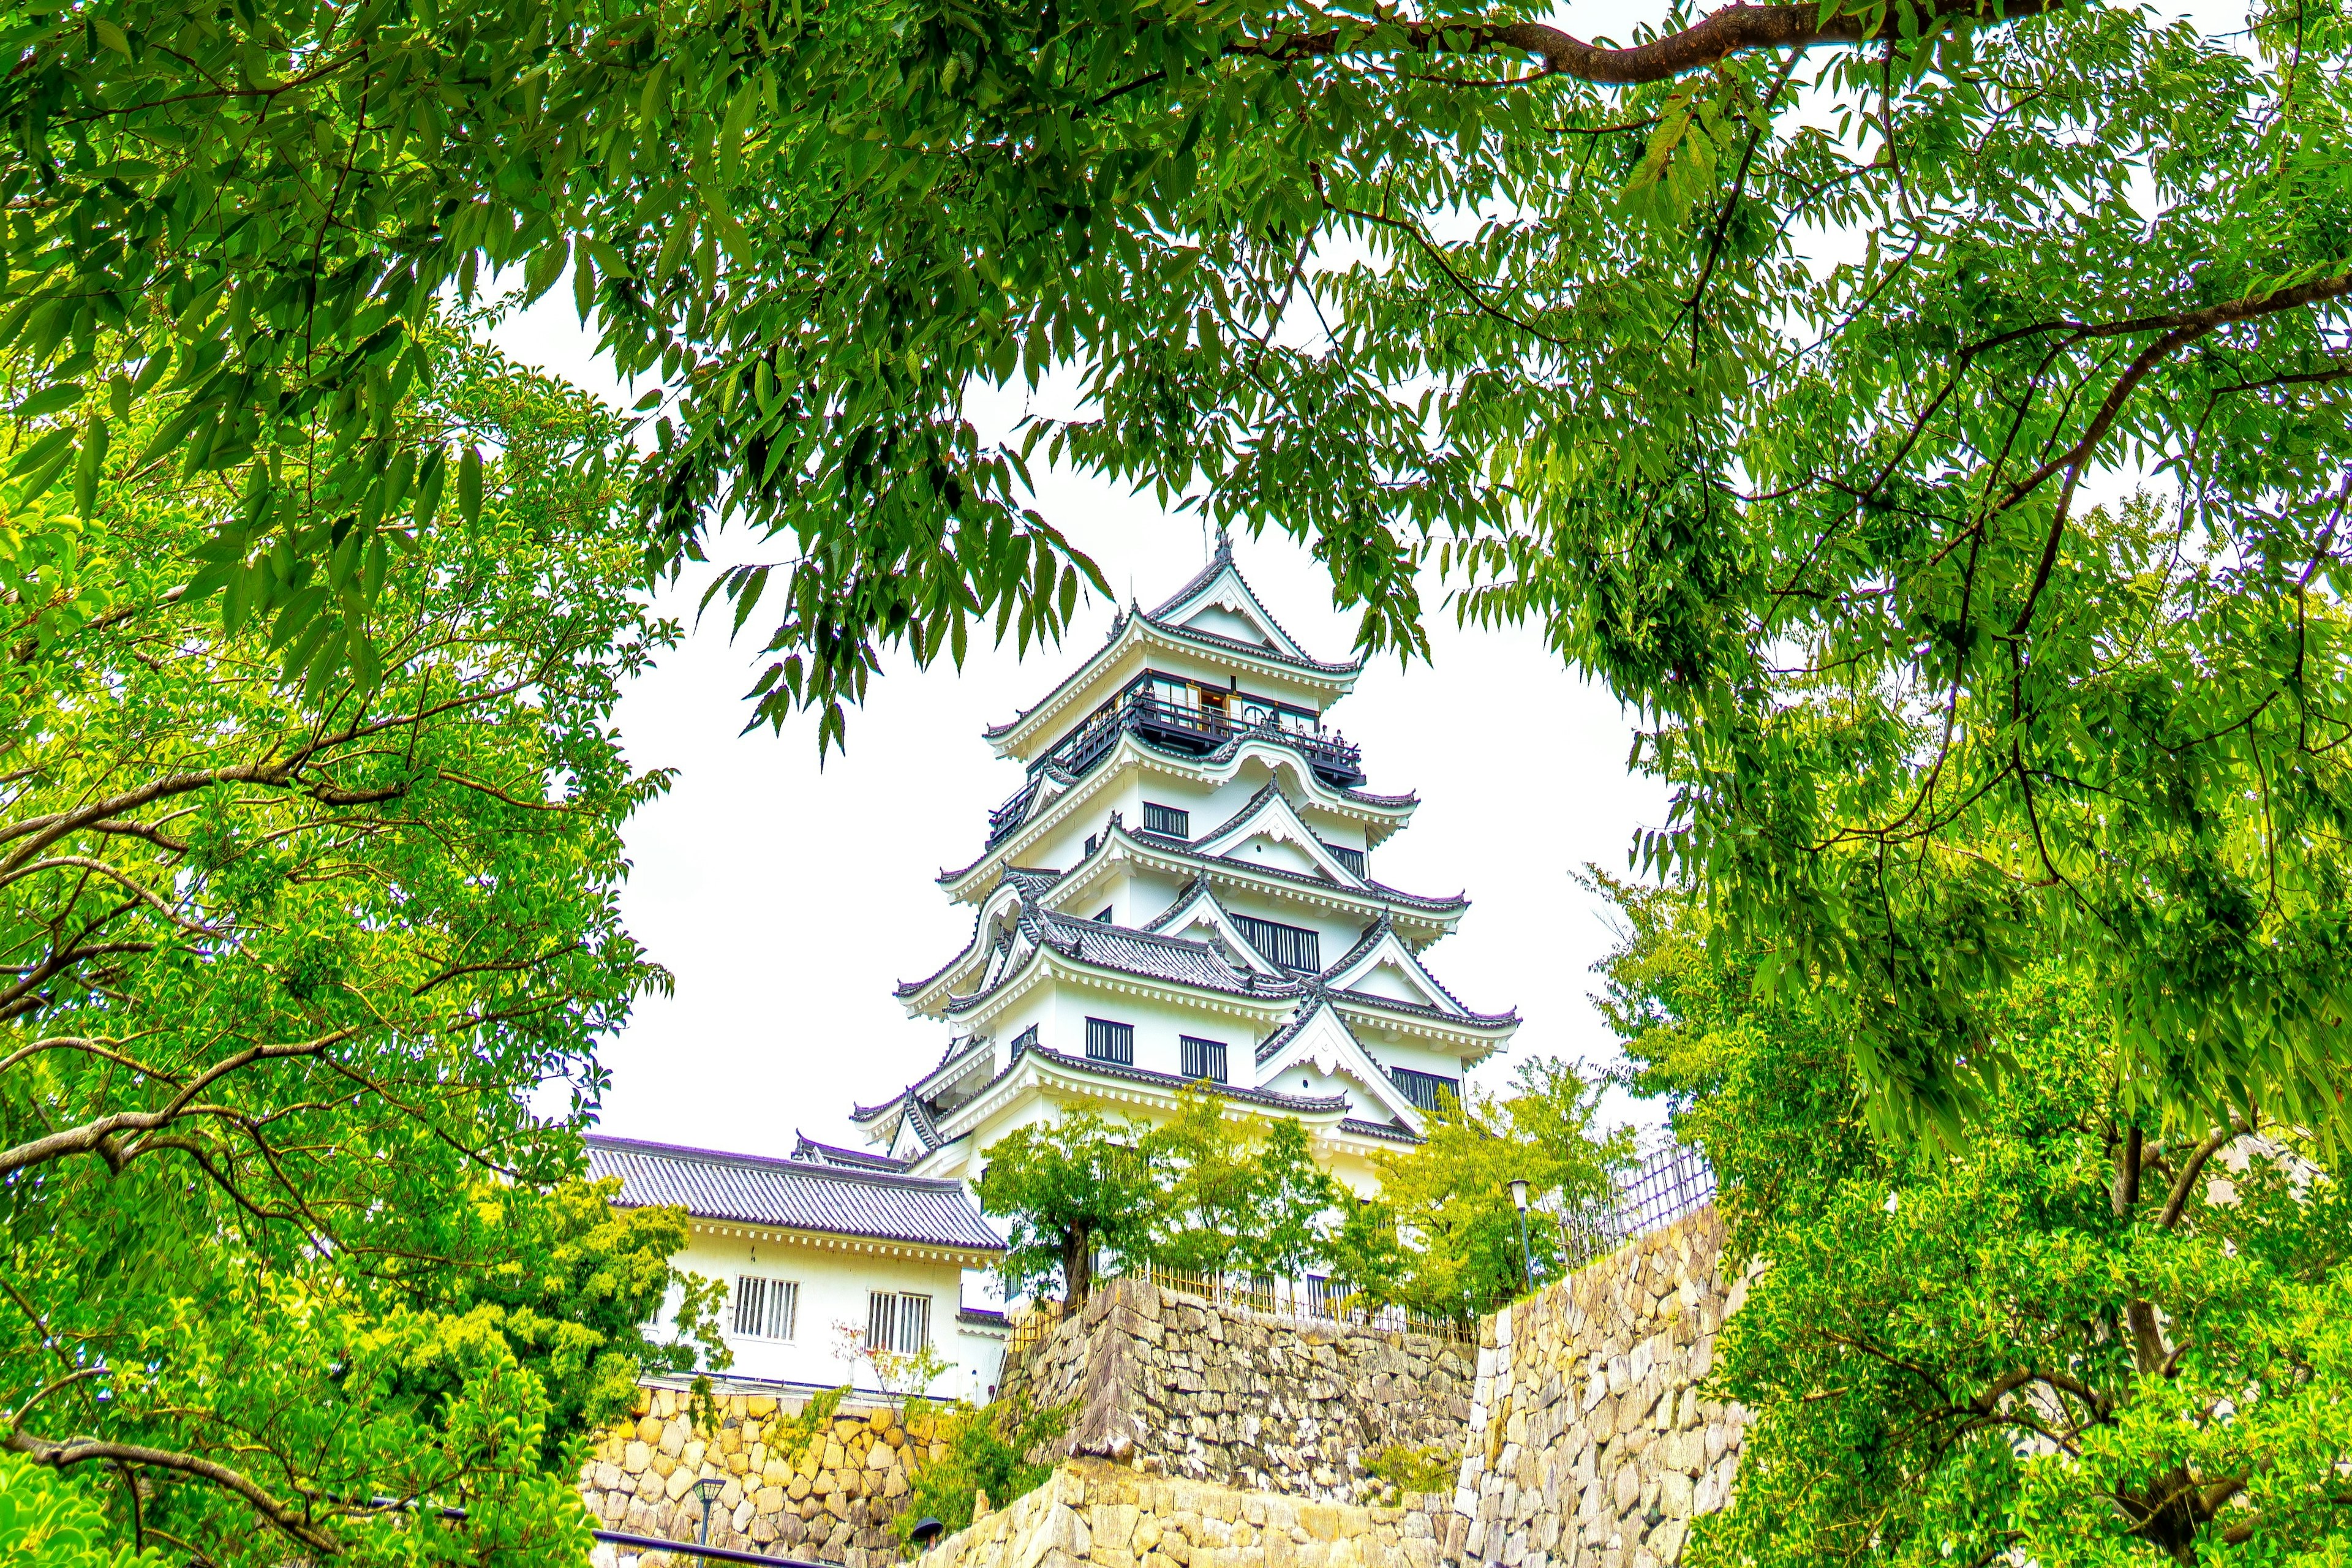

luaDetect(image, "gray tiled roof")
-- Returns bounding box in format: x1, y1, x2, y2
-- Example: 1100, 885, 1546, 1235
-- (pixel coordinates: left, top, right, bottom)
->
788, 1133, 913, 1174
1330, 986, 1520, 1028
1037, 911, 1278, 997
1021, 1044, 1353, 1115
586, 1135, 1001, 1252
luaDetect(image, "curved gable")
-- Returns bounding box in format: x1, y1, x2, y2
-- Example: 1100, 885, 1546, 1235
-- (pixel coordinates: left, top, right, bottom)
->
1194, 786, 1365, 887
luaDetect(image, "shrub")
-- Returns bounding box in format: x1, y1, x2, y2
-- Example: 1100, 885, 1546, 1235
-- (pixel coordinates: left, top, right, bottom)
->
891, 1396, 1071, 1548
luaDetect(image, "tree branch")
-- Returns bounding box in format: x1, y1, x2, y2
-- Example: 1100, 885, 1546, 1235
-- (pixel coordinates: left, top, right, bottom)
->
0, 1029, 360, 1178
3, 1431, 336, 1555
2156, 1125, 2237, 1230
1233, 0, 2062, 86
2007, 269, 2352, 637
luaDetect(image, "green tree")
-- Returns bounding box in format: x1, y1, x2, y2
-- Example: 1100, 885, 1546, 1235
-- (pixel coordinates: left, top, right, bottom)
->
1359, 1060, 1629, 1321
1145, 1089, 1338, 1281
0, 337, 725, 1564
891, 1397, 1071, 1542
977, 1106, 1165, 1305
12, 0, 2350, 1137
1602, 886, 2352, 1568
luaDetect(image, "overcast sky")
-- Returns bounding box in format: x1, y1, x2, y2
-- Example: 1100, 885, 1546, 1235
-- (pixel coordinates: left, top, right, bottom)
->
492, 0, 2238, 1160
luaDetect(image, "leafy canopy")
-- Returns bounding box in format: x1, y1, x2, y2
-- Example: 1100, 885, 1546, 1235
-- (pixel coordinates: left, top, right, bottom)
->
1604, 884, 2352, 1568
0, 338, 726, 1564
979, 1104, 1167, 1304
977, 1091, 1354, 1302
9, 0, 2350, 1136
1333, 1059, 1629, 1321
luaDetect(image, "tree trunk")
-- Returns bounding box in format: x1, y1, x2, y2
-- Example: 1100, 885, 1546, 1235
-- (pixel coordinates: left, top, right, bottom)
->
1064, 1220, 1095, 1305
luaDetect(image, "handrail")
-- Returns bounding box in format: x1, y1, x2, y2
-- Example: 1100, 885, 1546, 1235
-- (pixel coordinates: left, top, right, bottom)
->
594, 1527, 832, 1565
364, 1498, 832, 1566
1005, 1268, 1477, 1348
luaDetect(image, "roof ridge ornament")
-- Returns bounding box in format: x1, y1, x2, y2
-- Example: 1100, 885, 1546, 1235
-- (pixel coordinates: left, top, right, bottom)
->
1213, 524, 1233, 564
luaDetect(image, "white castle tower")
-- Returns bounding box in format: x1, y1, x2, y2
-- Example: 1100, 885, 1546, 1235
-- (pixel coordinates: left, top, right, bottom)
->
842, 535, 1519, 1193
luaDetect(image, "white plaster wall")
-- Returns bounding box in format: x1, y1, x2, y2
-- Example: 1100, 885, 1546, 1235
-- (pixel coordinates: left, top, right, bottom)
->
658, 1230, 1001, 1403
1042, 978, 1276, 1082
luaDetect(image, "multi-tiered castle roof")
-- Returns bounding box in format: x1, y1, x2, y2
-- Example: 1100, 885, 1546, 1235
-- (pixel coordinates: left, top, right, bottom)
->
848, 536, 1518, 1191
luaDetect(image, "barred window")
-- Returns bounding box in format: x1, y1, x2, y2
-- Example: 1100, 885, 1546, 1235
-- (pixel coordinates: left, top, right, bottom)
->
1232, 914, 1322, 972
1142, 802, 1191, 839
867, 1291, 932, 1354
1390, 1066, 1462, 1115
1085, 1017, 1134, 1065
1180, 1036, 1228, 1084
732, 1275, 799, 1341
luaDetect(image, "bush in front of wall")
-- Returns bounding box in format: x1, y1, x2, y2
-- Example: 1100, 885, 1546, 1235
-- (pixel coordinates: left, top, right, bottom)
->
891, 1396, 1072, 1548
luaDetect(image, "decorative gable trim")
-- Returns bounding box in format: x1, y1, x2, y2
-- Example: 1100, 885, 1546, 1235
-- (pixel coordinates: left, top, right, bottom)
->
1321, 917, 1471, 1017
1192, 785, 1366, 888
1251, 998, 1427, 1135
1140, 879, 1292, 979
1146, 535, 1316, 664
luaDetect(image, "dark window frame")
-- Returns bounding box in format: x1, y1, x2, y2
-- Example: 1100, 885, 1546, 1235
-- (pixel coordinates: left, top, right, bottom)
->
1085, 1017, 1135, 1065
1389, 1065, 1463, 1115
1142, 802, 1191, 839
1231, 913, 1322, 972
1179, 1036, 1228, 1083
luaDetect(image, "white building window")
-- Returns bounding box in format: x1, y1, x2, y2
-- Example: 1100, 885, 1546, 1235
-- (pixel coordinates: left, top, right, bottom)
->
867, 1291, 932, 1354
733, 1275, 799, 1341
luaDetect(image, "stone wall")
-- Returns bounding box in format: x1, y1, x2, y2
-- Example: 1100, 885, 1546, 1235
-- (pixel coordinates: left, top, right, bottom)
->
999, 1276, 1474, 1504
924, 1458, 1451, 1568
581, 1383, 938, 1567
1452, 1208, 1758, 1568
585, 1211, 1755, 1568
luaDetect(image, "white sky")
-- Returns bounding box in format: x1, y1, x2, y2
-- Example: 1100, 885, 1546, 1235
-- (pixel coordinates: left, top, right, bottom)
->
493, 0, 2242, 1159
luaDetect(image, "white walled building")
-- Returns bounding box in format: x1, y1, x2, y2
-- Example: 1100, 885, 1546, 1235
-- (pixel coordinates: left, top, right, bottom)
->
587, 1133, 1009, 1401
850, 536, 1521, 1194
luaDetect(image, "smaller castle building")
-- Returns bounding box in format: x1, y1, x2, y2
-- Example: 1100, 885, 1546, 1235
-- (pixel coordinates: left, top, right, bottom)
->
587, 1133, 1008, 1400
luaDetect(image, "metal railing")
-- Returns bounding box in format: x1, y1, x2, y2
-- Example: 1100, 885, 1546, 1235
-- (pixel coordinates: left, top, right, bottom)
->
1129, 1264, 1479, 1345
1555, 1142, 1717, 1270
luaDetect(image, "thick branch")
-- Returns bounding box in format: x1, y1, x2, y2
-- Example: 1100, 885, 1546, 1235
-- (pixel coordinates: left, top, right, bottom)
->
1237, 0, 2061, 86
0, 1030, 359, 1178
3, 1431, 335, 1554
2007, 269, 2352, 636
2156, 1126, 2237, 1231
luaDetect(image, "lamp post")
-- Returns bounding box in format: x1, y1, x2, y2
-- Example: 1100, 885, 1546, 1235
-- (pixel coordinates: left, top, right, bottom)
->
693, 1476, 728, 1545
1510, 1178, 1533, 1294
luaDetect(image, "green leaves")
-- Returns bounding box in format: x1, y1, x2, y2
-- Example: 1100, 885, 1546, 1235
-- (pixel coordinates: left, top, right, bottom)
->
459, 443, 484, 526
0, 337, 687, 1564
1602, 905, 2352, 1568
12, 0, 2350, 1139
